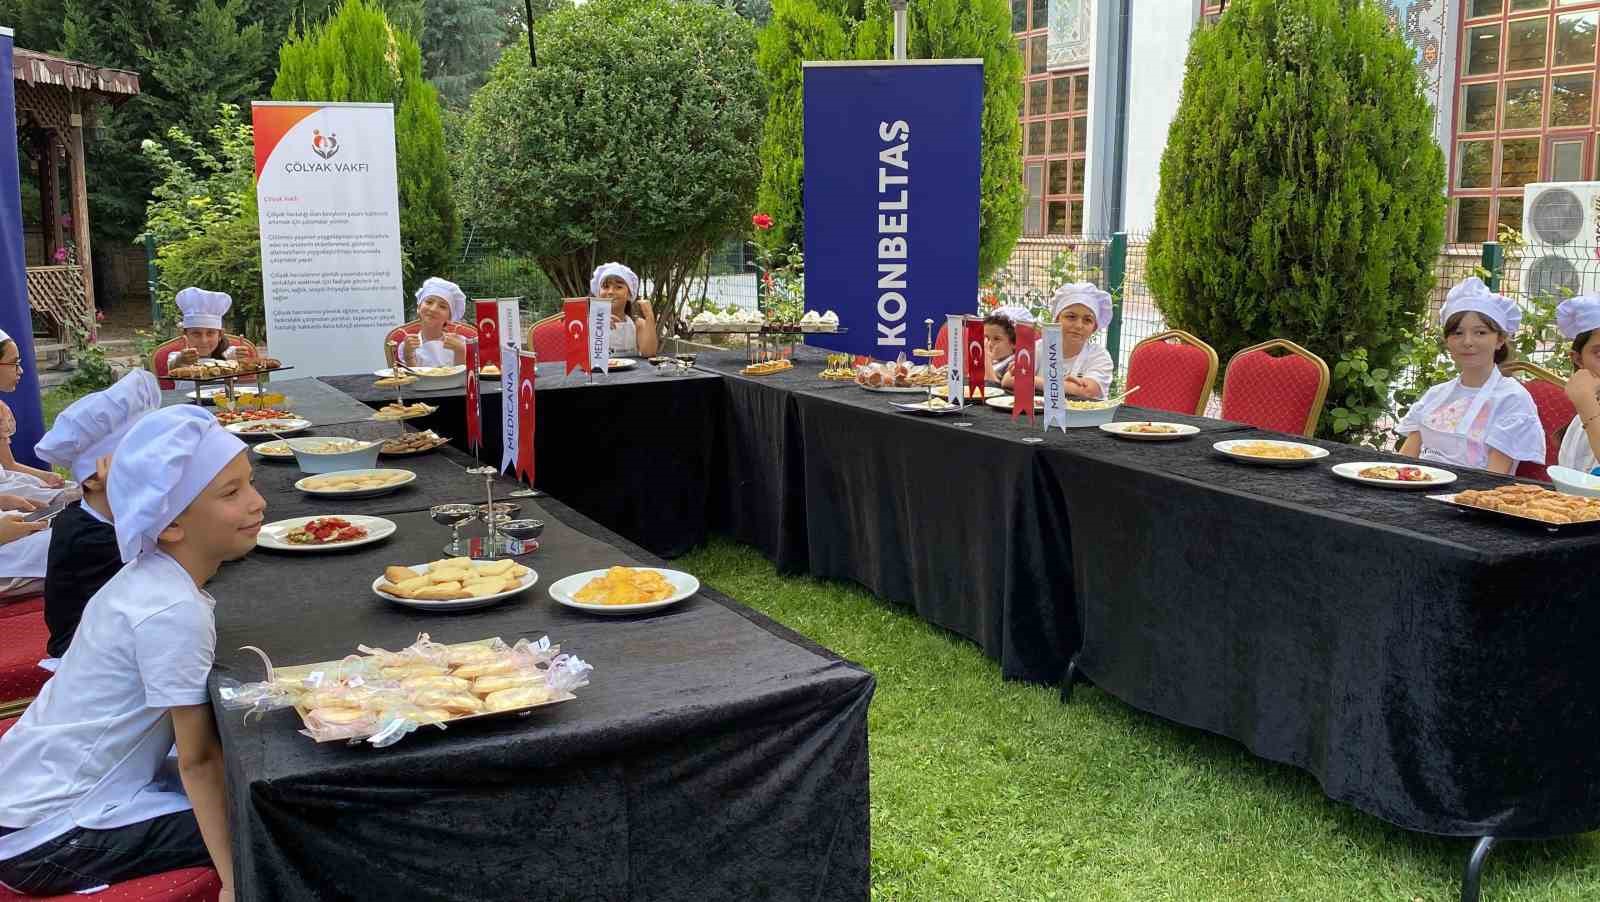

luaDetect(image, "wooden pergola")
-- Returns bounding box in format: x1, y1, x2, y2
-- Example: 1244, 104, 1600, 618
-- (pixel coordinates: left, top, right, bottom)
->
13, 48, 139, 343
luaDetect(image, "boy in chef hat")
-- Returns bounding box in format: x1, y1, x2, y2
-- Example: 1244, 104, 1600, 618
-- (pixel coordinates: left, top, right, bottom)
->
983, 304, 1033, 388
398, 277, 469, 368
1556, 294, 1600, 474
168, 287, 253, 370
1043, 282, 1115, 400
0, 405, 258, 898
1398, 277, 1544, 474
34, 369, 163, 660
0, 328, 64, 500
591, 262, 659, 358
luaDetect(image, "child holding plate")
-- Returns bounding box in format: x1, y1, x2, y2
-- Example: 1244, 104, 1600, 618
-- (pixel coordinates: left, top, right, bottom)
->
1036, 282, 1114, 400
1557, 294, 1600, 474
397, 277, 469, 368
592, 262, 658, 358
1397, 277, 1544, 474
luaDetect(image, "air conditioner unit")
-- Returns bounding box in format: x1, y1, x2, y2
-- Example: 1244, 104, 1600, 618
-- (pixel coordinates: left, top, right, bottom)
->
1520, 182, 1600, 301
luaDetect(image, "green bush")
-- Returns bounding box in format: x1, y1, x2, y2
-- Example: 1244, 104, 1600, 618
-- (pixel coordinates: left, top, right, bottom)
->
273, 0, 458, 285
457, 0, 763, 335
1147, 0, 1446, 442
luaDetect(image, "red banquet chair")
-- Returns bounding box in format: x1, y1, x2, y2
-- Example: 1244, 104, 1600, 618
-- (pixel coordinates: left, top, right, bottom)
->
381, 320, 478, 368
1219, 338, 1331, 438
1125, 329, 1219, 417
149, 335, 258, 391
1500, 361, 1575, 483
0, 606, 49, 717
528, 312, 567, 362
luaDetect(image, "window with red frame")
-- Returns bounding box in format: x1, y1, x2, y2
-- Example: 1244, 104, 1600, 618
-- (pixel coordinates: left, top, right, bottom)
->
1013, 0, 1089, 236
1451, 0, 1600, 243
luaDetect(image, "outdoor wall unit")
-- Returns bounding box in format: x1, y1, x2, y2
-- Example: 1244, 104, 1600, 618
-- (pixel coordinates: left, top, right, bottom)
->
1521, 182, 1600, 302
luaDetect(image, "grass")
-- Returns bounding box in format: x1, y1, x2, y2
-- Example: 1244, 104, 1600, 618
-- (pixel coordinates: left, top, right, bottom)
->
41, 386, 83, 429
678, 539, 1600, 902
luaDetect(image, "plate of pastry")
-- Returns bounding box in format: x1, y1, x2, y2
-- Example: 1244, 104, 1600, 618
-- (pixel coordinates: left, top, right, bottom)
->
547, 566, 699, 615
606, 358, 636, 371
1212, 439, 1329, 467
373, 558, 539, 611
225, 417, 311, 439
1429, 484, 1600, 531
1098, 421, 1200, 441
380, 430, 451, 457
257, 515, 395, 552
373, 401, 438, 421
185, 385, 261, 403
1331, 462, 1455, 489
293, 468, 416, 498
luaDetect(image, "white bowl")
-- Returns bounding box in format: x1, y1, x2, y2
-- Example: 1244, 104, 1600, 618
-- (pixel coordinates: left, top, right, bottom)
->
286, 437, 382, 474
1549, 465, 1600, 498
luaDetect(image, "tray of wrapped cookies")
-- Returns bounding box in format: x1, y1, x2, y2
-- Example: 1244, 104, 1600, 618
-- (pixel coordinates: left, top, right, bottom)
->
374, 557, 537, 611
218, 634, 592, 746
1428, 484, 1600, 532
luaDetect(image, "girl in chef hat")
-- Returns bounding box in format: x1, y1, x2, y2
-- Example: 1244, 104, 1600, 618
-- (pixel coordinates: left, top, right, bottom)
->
1556, 294, 1600, 474
983, 305, 1033, 389
398, 277, 469, 368
1038, 282, 1115, 400
1397, 277, 1545, 474
167, 287, 253, 370
592, 262, 658, 358
0, 329, 64, 498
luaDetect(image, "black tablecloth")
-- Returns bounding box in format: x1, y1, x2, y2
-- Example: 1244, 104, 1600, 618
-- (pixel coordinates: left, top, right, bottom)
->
210, 493, 873, 900
161, 376, 380, 427
1046, 429, 1600, 838
319, 366, 721, 559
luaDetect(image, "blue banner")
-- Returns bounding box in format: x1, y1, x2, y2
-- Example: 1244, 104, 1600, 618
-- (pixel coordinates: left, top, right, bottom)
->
803, 61, 983, 360
0, 31, 45, 466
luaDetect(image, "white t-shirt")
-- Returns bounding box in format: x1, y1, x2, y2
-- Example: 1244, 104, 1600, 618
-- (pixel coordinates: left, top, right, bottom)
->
1558, 414, 1600, 474
1035, 339, 1113, 400
0, 550, 215, 857
0, 523, 50, 580
1397, 374, 1546, 470
398, 336, 458, 368
609, 317, 638, 357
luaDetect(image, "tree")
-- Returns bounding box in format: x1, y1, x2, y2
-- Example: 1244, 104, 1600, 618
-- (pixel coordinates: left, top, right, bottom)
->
421, 0, 510, 108
754, 0, 1023, 281
273, 0, 458, 285
457, 0, 763, 335
1146, 0, 1446, 440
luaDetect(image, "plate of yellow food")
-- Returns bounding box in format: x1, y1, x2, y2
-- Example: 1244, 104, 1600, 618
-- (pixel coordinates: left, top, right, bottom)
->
742, 359, 794, 377
1098, 421, 1200, 441
372, 558, 538, 611
294, 468, 417, 498
1212, 438, 1329, 467
373, 401, 438, 421
546, 565, 700, 615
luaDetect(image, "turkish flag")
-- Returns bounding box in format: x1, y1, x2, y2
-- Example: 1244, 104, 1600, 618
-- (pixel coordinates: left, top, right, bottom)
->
465, 339, 482, 449
517, 350, 536, 483
563, 299, 589, 376
1011, 323, 1036, 422
963, 318, 986, 400
474, 301, 500, 368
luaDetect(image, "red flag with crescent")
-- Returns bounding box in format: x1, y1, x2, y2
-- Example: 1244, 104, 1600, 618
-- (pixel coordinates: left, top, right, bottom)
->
1011, 323, 1036, 422
963, 318, 986, 400
465, 339, 482, 449
563, 299, 588, 375
474, 301, 499, 369
517, 349, 536, 483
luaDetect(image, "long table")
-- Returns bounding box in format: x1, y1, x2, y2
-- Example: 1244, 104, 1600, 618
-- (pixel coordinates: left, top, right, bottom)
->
209, 450, 873, 901
161, 376, 379, 427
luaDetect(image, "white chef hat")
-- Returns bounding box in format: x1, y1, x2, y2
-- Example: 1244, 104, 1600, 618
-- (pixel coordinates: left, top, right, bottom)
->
590, 262, 639, 301
1556, 294, 1600, 341
175, 287, 233, 330
1049, 282, 1112, 331
107, 405, 247, 563
415, 277, 467, 322
986, 305, 1035, 325
36, 370, 162, 482
1441, 277, 1521, 335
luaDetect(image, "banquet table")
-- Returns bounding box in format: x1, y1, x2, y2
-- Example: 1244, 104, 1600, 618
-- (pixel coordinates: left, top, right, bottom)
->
319, 364, 721, 558
161, 376, 380, 427
208, 457, 873, 901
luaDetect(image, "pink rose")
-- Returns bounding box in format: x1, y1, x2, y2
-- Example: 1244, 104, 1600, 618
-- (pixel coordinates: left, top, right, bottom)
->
751, 213, 774, 231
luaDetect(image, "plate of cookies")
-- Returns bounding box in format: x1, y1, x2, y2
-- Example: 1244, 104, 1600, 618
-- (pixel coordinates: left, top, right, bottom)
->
294, 468, 416, 498
1429, 484, 1600, 531
374, 557, 538, 611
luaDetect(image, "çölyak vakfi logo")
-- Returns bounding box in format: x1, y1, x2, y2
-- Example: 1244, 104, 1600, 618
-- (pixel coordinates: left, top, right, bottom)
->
283, 128, 370, 174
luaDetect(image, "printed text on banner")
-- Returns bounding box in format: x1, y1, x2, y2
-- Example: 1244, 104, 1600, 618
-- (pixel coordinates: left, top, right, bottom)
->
945, 314, 966, 403
1043, 324, 1066, 432
497, 299, 522, 474
588, 300, 612, 373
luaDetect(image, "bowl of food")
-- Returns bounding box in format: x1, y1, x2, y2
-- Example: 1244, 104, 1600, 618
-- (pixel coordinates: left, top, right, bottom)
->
1062, 398, 1121, 428
285, 437, 382, 474
1549, 465, 1600, 499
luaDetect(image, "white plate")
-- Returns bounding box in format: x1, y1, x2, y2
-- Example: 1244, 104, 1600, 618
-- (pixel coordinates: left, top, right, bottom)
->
547, 568, 700, 615
257, 515, 397, 552
858, 382, 934, 394
372, 562, 539, 612
931, 385, 1004, 400
253, 440, 296, 459
293, 468, 417, 498
373, 365, 466, 379
890, 399, 966, 416
1330, 461, 1456, 489
984, 394, 1039, 413
1098, 421, 1201, 441
186, 385, 260, 402
372, 403, 438, 421
1212, 439, 1330, 467
606, 358, 636, 371
1549, 465, 1600, 498
225, 418, 311, 439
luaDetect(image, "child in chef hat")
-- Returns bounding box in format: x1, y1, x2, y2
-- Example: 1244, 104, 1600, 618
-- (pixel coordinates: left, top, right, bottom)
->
0, 405, 258, 897
0, 328, 64, 500
1040, 282, 1115, 400
1398, 277, 1545, 474
167, 287, 253, 370
398, 277, 469, 368
983, 304, 1033, 388
1556, 293, 1600, 474
591, 262, 659, 358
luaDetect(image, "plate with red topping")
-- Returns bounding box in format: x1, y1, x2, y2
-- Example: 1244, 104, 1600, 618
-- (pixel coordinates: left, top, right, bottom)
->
1331, 461, 1456, 490
256, 515, 396, 552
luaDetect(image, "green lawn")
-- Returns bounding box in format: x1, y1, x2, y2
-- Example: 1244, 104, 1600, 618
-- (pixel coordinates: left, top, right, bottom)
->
678, 540, 1600, 902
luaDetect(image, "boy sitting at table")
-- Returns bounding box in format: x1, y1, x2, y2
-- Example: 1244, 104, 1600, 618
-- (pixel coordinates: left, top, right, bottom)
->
984, 305, 1032, 390
1038, 282, 1114, 400
0, 406, 261, 900
34, 369, 162, 662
